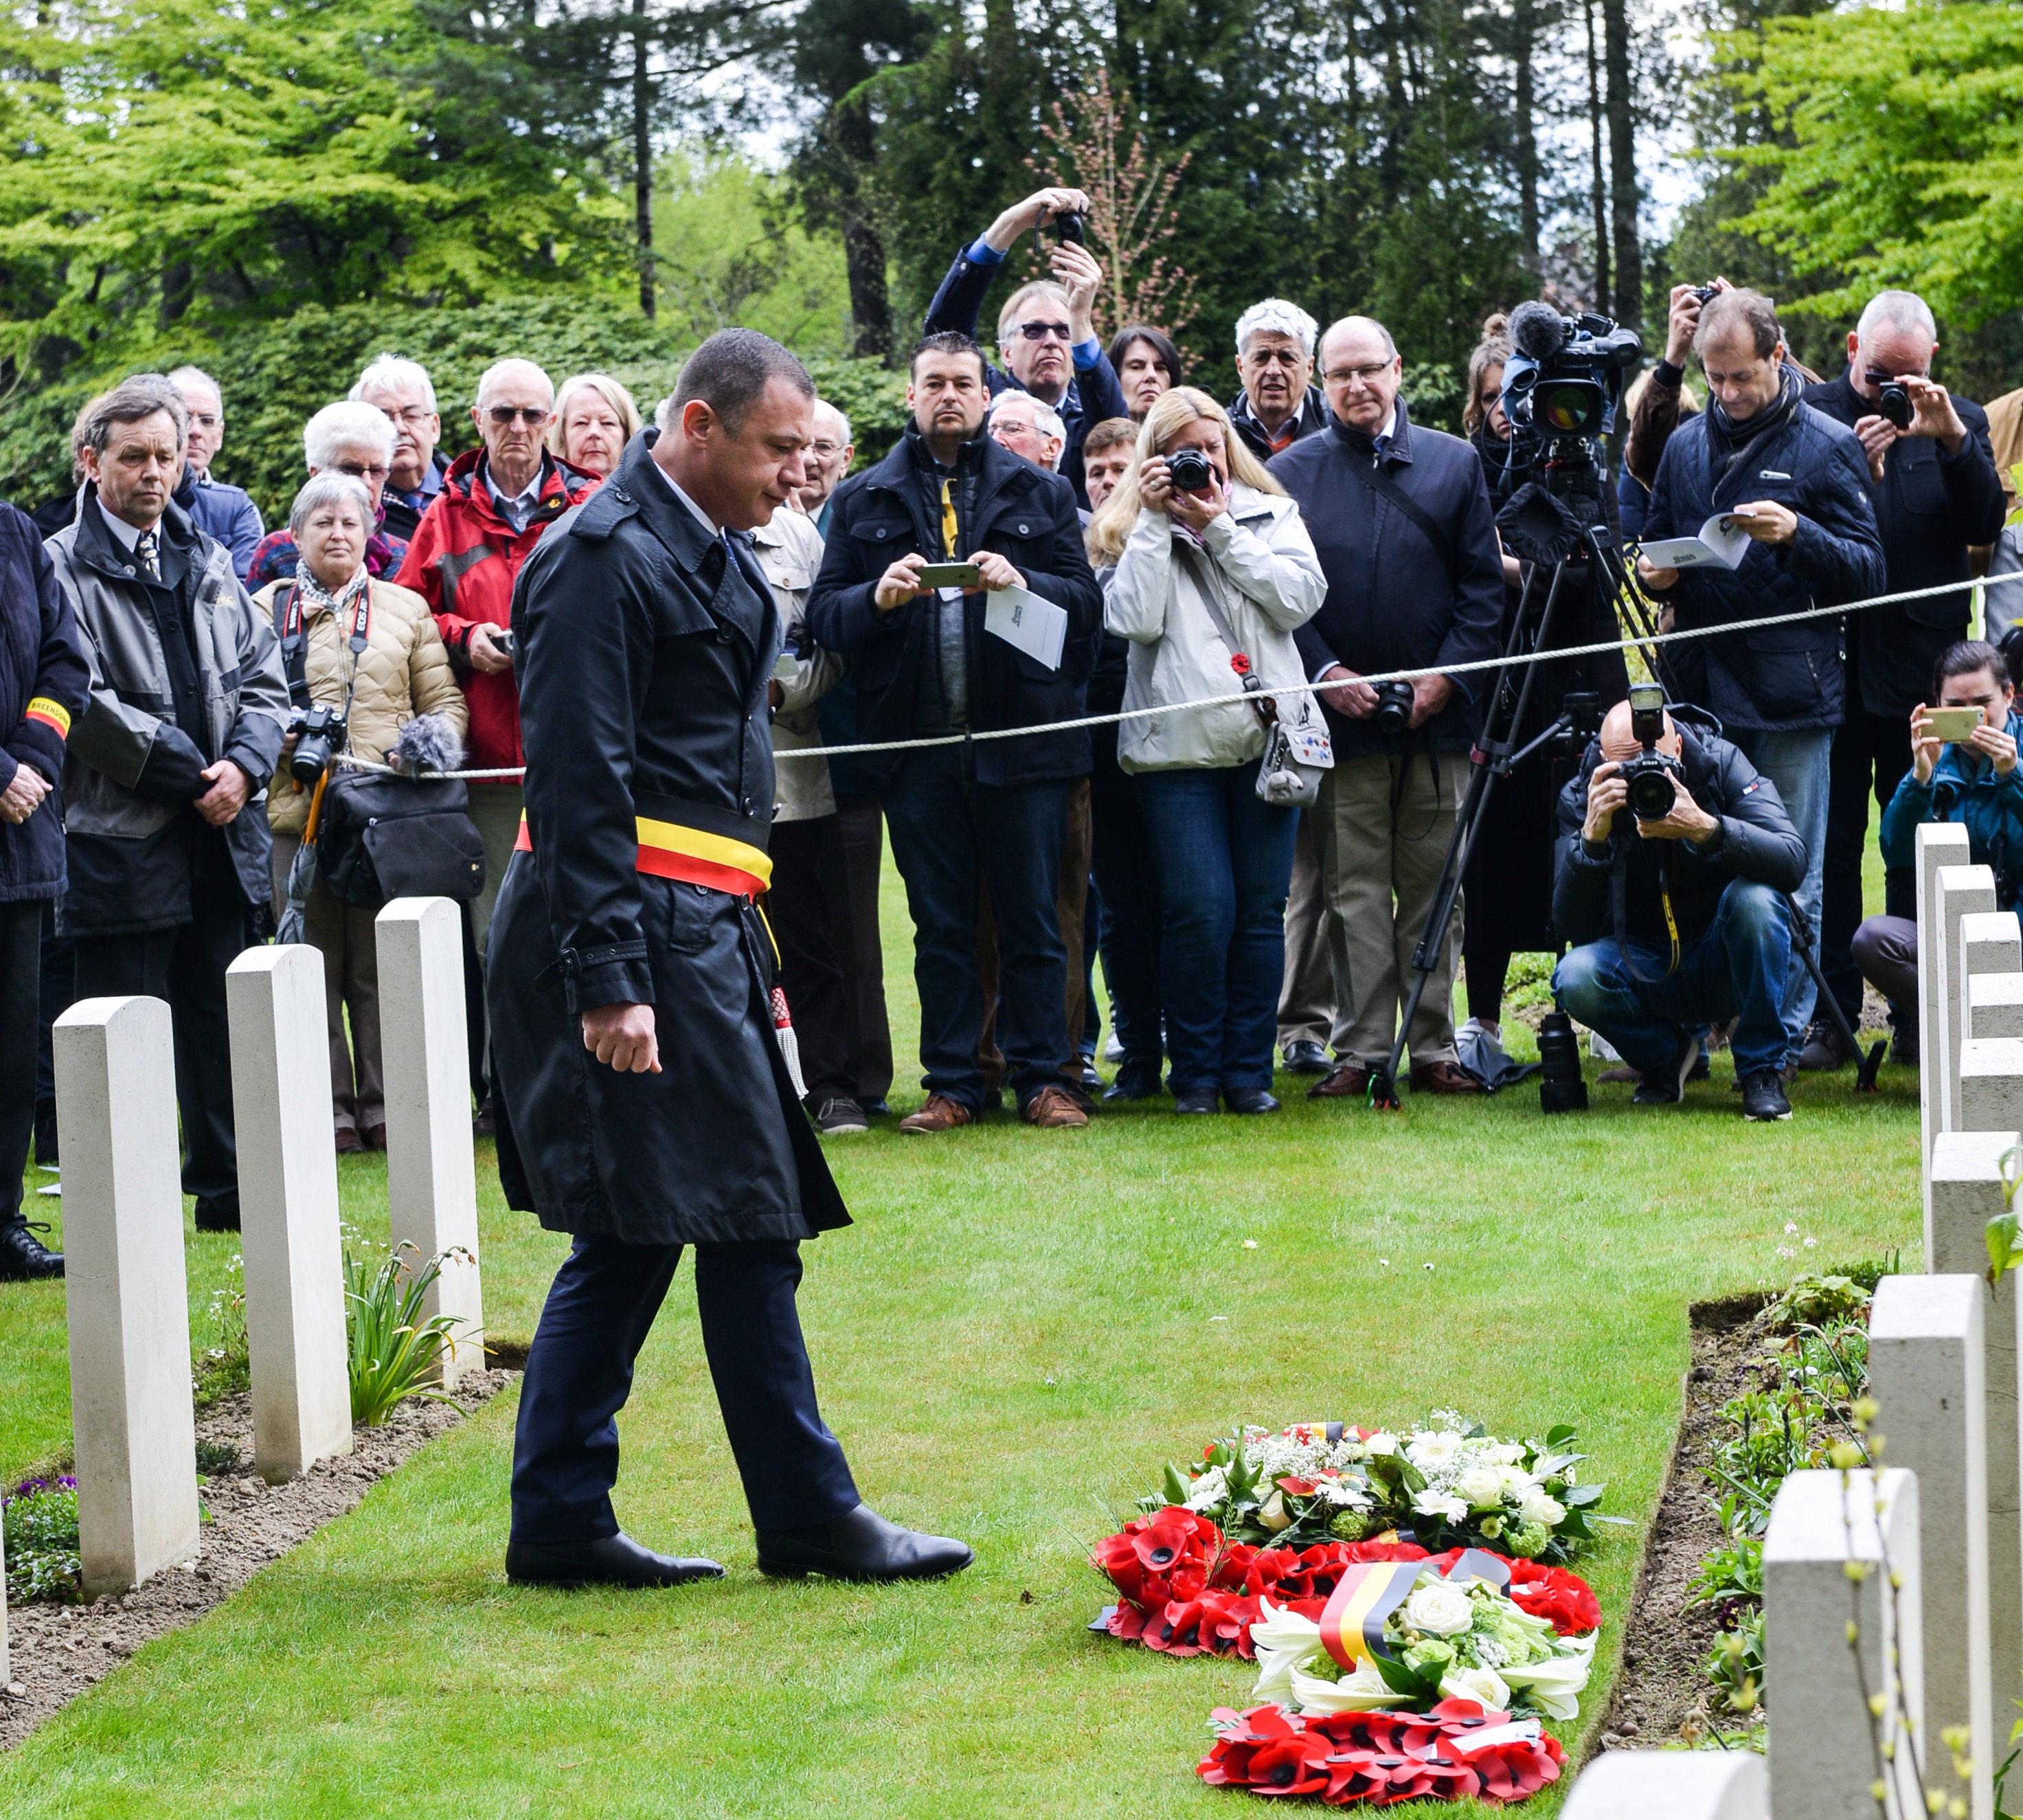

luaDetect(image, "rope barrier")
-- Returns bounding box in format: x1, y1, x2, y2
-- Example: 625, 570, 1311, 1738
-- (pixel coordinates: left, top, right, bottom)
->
335, 566, 2023, 780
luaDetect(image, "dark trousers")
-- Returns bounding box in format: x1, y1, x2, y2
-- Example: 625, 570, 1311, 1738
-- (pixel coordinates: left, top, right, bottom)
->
768, 816, 855, 1103
881, 747, 1070, 1109
1135, 763, 1300, 1094
833, 794, 894, 1106
34, 898, 71, 1164
1851, 913, 1919, 1009
72, 870, 247, 1216
1822, 705, 1916, 1024
510, 1234, 859, 1543
1, 899, 41, 1223
1089, 727, 1164, 1088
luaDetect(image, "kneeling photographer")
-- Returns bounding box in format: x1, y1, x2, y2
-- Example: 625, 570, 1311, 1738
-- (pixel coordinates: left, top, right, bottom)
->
1550, 688, 1807, 1121
255, 472, 469, 1151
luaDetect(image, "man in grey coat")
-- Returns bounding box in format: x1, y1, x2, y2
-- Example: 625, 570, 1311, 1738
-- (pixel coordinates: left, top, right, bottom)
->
45, 374, 289, 1231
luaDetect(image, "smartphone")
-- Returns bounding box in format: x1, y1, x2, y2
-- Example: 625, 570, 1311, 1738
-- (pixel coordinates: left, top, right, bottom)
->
916, 561, 982, 589
1926, 706, 1985, 743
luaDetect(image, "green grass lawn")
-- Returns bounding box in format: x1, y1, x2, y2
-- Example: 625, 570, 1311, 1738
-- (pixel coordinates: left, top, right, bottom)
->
0, 847, 1921, 1817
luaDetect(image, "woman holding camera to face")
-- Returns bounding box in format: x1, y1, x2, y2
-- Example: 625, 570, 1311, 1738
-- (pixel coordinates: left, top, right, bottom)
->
254, 473, 466, 1151
1089, 386, 1326, 1114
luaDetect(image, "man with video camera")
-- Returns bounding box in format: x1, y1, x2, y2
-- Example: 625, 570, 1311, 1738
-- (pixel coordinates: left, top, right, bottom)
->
1638, 288, 1885, 1076
1551, 690, 1807, 1120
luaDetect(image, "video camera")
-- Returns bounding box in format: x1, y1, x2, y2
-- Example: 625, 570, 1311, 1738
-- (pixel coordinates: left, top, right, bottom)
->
1498, 301, 1642, 451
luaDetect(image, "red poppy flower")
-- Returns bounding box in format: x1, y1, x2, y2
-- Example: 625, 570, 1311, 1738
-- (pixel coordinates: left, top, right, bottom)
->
1466, 1733, 1565, 1802
1507, 1561, 1601, 1635
1141, 1597, 1210, 1656
1231, 653, 1254, 677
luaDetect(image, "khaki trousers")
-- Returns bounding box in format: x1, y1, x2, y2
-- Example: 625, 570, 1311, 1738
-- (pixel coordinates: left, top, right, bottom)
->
1313, 751, 1471, 1070
1276, 805, 1335, 1050
466, 782, 527, 959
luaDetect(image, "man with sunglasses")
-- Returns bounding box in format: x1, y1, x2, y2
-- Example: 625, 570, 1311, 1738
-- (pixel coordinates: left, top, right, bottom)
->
922, 184, 1129, 508
396, 358, 600, 1028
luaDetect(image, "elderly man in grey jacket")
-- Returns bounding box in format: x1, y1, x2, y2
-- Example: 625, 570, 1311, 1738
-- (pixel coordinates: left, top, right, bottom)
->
45, 373, 289, 1231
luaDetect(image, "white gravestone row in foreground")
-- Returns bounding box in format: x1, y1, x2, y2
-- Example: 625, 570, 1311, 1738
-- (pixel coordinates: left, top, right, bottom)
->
1562, 825, 2023, 1820
45, 899, 481, 1599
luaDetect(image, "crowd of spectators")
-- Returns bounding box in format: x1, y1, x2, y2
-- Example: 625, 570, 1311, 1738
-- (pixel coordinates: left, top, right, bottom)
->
1, 178, 2011, 1279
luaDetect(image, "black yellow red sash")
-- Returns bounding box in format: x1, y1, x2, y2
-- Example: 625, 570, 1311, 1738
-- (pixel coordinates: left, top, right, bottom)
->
515, 811, 772, 900
1318, 1548, 1513, 1672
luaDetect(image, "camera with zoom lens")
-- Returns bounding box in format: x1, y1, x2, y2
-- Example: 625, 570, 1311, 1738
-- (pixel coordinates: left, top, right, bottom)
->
1865, 368, 1914, 432
1498, 301, 1642, 451
289, 703, 348, 786
1166, 447, 1214, 493
1620, 682, 1682, 820
1373, 676, 1416, 738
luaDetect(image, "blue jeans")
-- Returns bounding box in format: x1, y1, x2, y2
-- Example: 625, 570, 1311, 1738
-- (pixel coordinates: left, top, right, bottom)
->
881, 746, 1070, 1109
1728, 726, 1830, 1060
1552, 878, 1794, 1079
1135, 765, 1301, 1094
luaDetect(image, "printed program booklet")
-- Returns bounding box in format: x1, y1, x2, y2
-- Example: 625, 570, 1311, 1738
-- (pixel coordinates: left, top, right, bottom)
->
1638, 512, 1757, 572
983, 585, 1069, 670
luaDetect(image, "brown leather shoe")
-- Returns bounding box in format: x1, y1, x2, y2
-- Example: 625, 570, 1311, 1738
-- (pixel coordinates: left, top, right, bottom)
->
1307, 1062, 1372, 1100
1021, 1085, 1089, 1129
899, 1094, 975, 1135
1410, 1059, 1482, 1094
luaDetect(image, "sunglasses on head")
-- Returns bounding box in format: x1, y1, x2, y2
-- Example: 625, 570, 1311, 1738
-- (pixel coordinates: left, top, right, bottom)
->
486, 405, 551, 427
1017, 321, 1073, 343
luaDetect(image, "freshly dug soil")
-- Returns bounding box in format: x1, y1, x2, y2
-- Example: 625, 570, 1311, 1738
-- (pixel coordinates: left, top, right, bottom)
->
1, 1368, 512, 1750
1590, 1296, 1773, 1751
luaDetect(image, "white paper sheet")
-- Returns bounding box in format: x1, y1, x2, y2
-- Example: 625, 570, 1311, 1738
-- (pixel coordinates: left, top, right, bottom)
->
983, 585, 1069, 671
1638, 511, 1754, 572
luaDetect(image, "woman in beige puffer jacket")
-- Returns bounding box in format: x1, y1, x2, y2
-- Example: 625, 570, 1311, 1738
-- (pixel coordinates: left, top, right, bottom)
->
255, 472, 467, 1150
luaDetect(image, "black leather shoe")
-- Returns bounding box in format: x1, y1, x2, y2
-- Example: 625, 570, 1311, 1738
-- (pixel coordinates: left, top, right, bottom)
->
506, 1531, 726, 1588
756, 1503, 973, 1582
1173, 1088, 1221, 1115
1282, 1040, 1331, 1075
1104, 1064, 1162, 1102
0, 1218, 63, 1281
194, 1195, 240, 1233
1225, 1088, 1281, 1114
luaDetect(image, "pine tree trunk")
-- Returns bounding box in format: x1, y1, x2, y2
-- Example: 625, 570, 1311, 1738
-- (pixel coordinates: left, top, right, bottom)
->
633, 0, 655, 319
1583, 0, 1609, 309
833, 101, 890, 361
1513, 0, 1540, 280
1603, 0, 1640, 328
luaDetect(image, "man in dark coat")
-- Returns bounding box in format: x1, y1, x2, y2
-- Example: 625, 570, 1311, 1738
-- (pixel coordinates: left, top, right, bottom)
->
1800, 289, 2007, 1068
489, 328, 973, 1591
1272, 315, 1506, 1100
1551, 698, 1809, 1120
0, 499, 89, 1280
45, 374, 289, 1233
805, 332, 1104, 1134
1639, 289, 1886, 1072
922, 185, 1131, 507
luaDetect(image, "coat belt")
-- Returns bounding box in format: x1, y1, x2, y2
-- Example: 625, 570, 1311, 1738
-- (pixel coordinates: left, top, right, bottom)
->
515, 810, 772, 899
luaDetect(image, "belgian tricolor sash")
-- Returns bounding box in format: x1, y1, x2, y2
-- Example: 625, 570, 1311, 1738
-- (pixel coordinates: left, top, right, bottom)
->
1317, 1548, 1513, 1672
515, 806, 773, 900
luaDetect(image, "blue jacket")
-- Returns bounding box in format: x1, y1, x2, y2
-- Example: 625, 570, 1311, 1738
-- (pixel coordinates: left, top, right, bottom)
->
923, 243, 1131, 508
0, 501, 91, 902
1879, 711, 2023, 904
1644, 391, 1885, 732
173, 467, 265, 581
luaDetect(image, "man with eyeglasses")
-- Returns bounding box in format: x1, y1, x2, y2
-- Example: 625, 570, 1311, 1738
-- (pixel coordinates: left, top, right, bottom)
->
351, 354, 450, 542
798, 400, 855, 532
168, 366, 265, 582
244, 401, 411, 590
396, 359, 600, 1071
1228, 300, 1329, 464
922, 185, 1129, 508
1272, 316, 1506, 1102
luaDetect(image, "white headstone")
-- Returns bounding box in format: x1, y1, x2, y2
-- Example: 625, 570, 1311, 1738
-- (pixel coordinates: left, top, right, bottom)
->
1870, 1274, 1992, 1820
375, 898, 484, 1384
1930, 1132, 2022, 1773
1560, 1751, 1767, 1820
1958, 1037, 2023, 1138
1763, 1468, 1923, 1820
1968, 972, 2023, 1042
226, 945, 354, 1483
1923, 824, 1976, 1165
1939, 866, 1999, 1135
53, 996, 201, 1596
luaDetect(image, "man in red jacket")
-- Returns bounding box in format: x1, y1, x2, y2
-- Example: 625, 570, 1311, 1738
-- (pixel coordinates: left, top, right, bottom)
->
396, 358, 598, 1120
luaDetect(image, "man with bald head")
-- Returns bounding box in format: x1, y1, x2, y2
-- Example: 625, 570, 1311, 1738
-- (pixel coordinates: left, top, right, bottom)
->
1270, 314, 1505, 1101
1550, 695, 1808, 1119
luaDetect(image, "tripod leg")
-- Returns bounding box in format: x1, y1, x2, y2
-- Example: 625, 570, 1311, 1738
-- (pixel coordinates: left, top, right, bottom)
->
1784, 892, 1886, 1092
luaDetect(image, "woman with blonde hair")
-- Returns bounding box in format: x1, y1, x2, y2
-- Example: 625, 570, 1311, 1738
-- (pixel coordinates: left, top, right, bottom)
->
1090, 385, 1326, 1114
547, 372, 642, 478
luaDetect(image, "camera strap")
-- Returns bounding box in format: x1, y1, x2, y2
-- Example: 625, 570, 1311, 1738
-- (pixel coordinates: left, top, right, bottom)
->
1340, 452, 1464, 589
275, 585, 310, 710
1609, 846, 1682, 982
1177, 539, 1275, 728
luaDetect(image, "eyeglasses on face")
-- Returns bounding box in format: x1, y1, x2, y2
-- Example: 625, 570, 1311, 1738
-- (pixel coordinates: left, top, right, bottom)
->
378, 405, 434, 425
1323, 361, 1394, 387
486, 405, 552, 427
188, 413, 223, 430
810, 440, 846, 456
334, 460, 392, 481
1017, 321, 1073, 343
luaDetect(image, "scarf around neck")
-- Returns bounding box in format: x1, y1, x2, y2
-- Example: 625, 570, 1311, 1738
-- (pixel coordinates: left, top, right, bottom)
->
1708, 364, 1803, 484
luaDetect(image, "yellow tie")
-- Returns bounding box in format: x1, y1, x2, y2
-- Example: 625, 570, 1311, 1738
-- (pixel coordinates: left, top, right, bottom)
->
940, 479, 958, 560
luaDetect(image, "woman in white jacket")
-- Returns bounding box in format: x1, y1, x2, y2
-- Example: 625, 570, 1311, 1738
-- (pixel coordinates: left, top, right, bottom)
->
1087, 386, 1326, 1114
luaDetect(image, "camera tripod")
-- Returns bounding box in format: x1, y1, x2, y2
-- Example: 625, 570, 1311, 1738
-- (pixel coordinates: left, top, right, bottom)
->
1368, 510, 1656, 1110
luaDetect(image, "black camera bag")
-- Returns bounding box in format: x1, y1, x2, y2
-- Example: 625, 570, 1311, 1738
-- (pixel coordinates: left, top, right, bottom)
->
316, 770, 486, 908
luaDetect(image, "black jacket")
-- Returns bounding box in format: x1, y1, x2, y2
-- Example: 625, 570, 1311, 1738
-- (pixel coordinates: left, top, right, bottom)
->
1271, 404, 1507, 758
1552, 726, 1807, 951
1802, 370, 2007, 717
805, 429, 1103, 789
1643, 392, 1886, 732
486, 432, 848, 1247
1228, 385, 1328, 464
923, 246, 1131, 506
0, 502, 89, 903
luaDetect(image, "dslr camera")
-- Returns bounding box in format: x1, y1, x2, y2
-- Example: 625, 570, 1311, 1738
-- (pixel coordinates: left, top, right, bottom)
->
1499, 301, 1642, 449
1620, 682, 1682, 820
1166, 447, 1215, 493
1864, 368, 1915, 432
289, 703, 348, 786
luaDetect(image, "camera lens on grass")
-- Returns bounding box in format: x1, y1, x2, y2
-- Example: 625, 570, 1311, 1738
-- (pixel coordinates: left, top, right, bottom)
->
1537, 1011, 1588, 1114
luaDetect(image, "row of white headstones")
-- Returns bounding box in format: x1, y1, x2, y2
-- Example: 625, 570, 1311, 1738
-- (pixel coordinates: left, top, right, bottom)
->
0, 896, 484, 1690
1563, 818, 2023, 1820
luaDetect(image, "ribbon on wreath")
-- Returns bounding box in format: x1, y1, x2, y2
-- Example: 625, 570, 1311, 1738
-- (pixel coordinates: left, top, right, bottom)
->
1317, 1549, 1514, 1672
